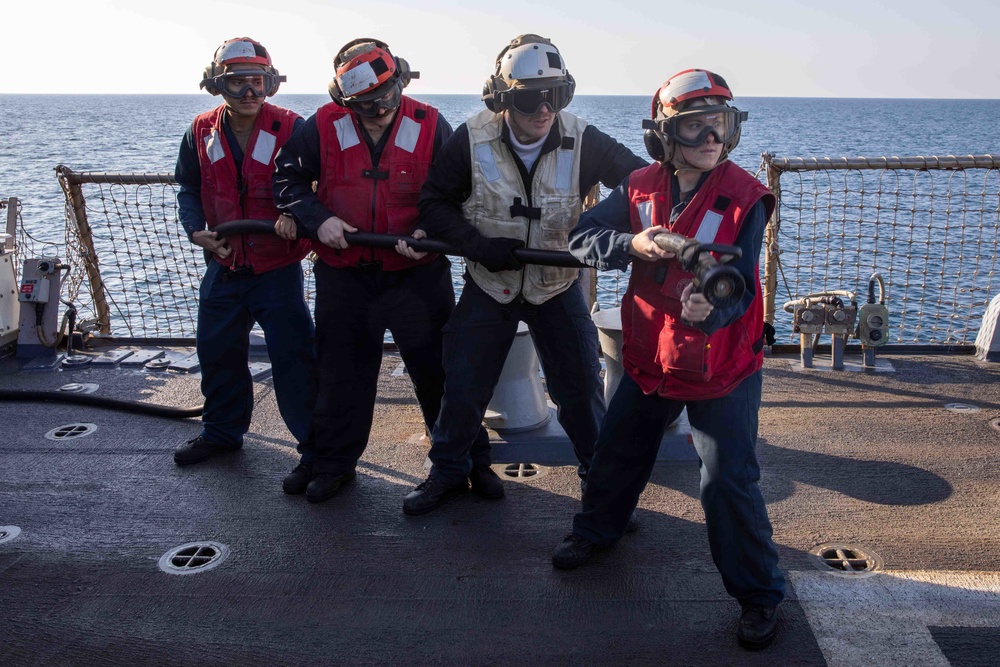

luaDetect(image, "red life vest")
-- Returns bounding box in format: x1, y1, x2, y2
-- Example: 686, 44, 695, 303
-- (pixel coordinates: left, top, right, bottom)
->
194, 102, 309, 273
622, 161, 775, 400
314, 96, 439, 271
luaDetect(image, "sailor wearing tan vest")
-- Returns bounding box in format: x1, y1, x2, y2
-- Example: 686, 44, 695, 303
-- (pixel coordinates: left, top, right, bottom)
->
407, 34, 648, 515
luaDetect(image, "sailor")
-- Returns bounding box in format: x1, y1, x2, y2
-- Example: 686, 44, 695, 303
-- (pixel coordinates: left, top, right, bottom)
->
272, 39, 459, 502
406, 34, 650, 515
173, 37, 317, 468
554, 69, 785, 650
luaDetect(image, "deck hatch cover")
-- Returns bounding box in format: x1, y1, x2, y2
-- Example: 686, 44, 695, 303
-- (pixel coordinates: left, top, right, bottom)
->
44, 423, 98, 441
158, 541, 230, 575
808, 543, 883, 577
502, 463, 544, 479
0, 526, 22, 544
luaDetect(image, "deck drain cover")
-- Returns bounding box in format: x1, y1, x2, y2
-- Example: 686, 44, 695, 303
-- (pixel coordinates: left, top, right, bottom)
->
991, 418, 1000, 433
0, 526, 22, 544
59, 382, 99, 394
44, 423, 98, 441
809, 543, 883, 577
145, 357, 172, 371
945, 403, 981, 414
158, 541, 230, 575
502, 463, 545, 479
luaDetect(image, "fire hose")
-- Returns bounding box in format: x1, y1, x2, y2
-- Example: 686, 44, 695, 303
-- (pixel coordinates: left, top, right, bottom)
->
213, 219, 747, 308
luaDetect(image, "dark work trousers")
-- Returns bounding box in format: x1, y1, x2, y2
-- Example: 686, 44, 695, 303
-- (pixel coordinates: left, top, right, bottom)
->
428, 276, 605, 485
573, 370, 785, 607
304, 255, 468, 474
196, 259, 317, 450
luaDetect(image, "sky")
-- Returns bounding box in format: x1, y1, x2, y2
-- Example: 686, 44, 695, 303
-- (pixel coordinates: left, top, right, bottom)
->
5, 0, 997, 98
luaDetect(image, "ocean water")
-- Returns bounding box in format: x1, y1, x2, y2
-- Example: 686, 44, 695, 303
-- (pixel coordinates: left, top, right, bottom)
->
1, 94, 998, 341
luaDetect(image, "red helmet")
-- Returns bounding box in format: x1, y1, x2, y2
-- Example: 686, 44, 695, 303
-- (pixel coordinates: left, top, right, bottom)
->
651, 69, 734, 118
328, 39, 417, 117
200, 37, 285, 97
641, 69, 744, 167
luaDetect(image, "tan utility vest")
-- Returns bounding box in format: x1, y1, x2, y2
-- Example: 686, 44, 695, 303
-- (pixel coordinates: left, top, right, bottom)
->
462, 109, 587, 305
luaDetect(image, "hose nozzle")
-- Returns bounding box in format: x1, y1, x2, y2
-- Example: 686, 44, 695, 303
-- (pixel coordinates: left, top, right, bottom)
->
653, 232, 746, 308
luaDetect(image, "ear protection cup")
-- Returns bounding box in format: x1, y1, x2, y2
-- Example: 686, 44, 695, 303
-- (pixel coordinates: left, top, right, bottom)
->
201, 63, 223, 96
643, 129, 665, 162
328, 78, 344, 104
481, 76, 501, 112
264, 68, 282, 97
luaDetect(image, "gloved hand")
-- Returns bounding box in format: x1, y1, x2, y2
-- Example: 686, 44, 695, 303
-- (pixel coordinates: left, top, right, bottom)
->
474, 237, 525, 273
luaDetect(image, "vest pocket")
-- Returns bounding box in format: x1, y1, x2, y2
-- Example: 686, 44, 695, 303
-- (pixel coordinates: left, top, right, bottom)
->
658, 322, 712, 383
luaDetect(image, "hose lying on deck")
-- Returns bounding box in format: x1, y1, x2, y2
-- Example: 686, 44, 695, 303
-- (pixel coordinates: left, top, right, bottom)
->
0, 390, 203, 418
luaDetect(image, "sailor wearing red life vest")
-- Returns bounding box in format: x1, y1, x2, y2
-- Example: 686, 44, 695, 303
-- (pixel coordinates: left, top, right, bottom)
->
272, 39, 457, 503
173, 37, 317, 469
555, 69, 786, 651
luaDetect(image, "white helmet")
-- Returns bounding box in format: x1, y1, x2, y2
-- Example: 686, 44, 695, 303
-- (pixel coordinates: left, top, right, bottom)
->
482, 34, 575, 114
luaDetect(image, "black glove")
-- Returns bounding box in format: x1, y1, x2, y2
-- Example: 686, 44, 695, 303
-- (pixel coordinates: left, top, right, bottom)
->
473, 237, 525, 273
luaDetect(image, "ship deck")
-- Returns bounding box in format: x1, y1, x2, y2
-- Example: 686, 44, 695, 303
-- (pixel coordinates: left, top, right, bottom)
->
2, 345, 999, 666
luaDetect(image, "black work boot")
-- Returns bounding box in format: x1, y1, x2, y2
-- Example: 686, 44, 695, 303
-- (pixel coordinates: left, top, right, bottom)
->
305, 470, 357, 504
402, 475, 468, 515
552, 534, 602, 570
625, 512, 640, 534
173, 436, 240, 466
737, 604, 779, 650
282, 461, 313, 495
468, 465, 504, 500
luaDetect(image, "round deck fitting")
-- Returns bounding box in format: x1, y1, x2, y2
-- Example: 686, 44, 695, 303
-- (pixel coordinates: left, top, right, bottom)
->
945, 403, 981, 414
158, 541, 230, 575
808, 543, 883, 577
990, 418, 1000, 433
59, 383, 99, 394
0, 526, 22, 545
61, 355, 93, 369
44, 423, 98, 441
145, 358, 172, 371
501, 463, 546, 480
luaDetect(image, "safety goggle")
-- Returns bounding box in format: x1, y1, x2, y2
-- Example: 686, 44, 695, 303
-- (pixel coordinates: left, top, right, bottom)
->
501, 85, 572, 115
208, 72, 280, 98
347, 83, 402, 118
643, 106, 746, 147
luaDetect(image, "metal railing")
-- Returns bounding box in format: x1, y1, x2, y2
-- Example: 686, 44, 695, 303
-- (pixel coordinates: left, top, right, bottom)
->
762, 153, 1000, 345
48, 156, 1000, 345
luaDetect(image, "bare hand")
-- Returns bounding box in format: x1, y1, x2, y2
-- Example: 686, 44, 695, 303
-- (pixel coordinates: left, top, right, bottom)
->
274, 213, 297, 240
680, 282, 714, 323
396, 229, 428, 260
317, 215, 358, 249
191, 230, 231, 259
629, 227, 676, 262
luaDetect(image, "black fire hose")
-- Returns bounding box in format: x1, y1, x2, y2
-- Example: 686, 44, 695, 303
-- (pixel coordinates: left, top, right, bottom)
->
213, 219, 746, 306
0, 390, 202, 418
212, 219, 587, 268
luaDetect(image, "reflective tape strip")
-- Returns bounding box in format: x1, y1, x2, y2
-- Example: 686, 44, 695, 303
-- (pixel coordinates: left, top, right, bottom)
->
251, 130, 277, 165
475, 144, 501, 182
204, 130, 226, 164
394, 116, 421, 154
339, 62, 378, 97
334, 115, 361, 151
694, 210, 723, 244
664, 70, 714, 100
636, 201, 654, 229
555, 150, 573, 191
